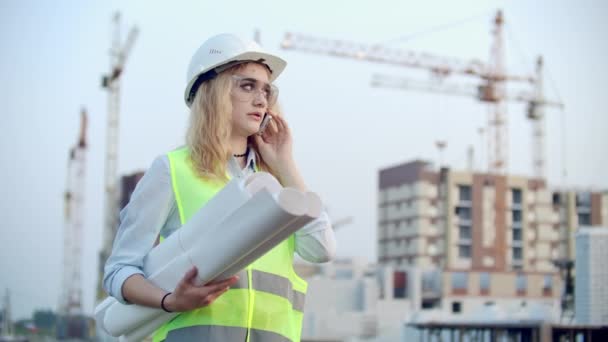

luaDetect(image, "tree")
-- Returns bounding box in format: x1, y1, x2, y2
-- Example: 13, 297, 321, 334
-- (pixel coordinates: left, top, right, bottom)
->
33, 309, 56, 333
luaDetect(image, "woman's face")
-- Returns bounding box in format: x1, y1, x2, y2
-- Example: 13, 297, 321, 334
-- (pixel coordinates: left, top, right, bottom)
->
230, 63, 272, 138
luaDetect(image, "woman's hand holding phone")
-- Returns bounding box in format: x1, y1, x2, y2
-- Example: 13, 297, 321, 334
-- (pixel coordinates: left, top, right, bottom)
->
254, 112, 293, 170
254, 112, 307, 191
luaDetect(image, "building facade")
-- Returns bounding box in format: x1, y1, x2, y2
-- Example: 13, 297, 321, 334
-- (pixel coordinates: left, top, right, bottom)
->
377, 160, 607, 315
575, 227, 608, 325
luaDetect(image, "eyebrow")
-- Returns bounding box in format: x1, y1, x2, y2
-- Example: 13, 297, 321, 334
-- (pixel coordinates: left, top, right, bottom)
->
235, 75, 270, 84
239, 76, 271, 90
240, 77, 258, 83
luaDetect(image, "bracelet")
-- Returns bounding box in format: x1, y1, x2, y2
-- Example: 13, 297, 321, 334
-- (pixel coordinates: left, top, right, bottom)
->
161, 292, 173, 313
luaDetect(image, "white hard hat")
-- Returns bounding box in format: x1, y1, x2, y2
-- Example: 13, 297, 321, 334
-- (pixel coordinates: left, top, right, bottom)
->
184, 33, 287, 107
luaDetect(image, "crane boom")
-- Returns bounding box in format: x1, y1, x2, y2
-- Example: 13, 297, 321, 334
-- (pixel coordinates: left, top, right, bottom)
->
281, 10, 554, 175
281, 33, 533, 83
371, 56, 563, 179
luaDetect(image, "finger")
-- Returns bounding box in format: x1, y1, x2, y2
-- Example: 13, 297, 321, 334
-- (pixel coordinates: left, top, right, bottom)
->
200, 286, 229, 307
186, 266, 199, 282
279, 116, 291, 134
207, 286, 230, 302
207, 285, 231, 299
206, 275, 239, 288
267, 117, 279, 134
260, 128, 273, 144
254, 133, 268, 146
270, 115, 287, 138
197, 284, 227, 300
206, 279, 237, 294
177, 267, 198, 289
273, 114, 290, 135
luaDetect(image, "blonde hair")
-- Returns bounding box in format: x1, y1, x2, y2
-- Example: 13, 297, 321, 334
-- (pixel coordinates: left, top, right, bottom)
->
186, 62, 280, 181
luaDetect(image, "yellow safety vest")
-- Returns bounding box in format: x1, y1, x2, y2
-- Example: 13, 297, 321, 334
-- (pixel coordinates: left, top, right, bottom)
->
153, 147, 308, 342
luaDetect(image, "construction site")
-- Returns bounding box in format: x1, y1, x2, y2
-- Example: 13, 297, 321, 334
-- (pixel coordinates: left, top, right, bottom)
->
1, 2, 607, 342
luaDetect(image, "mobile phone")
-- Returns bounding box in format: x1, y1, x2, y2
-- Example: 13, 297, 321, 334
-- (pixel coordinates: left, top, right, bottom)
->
257, 113, 273, 135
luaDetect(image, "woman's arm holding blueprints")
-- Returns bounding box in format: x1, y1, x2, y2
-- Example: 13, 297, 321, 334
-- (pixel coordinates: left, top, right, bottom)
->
122, 268, 237, 312
103, 155, 239, 311
103, 156, 174, 304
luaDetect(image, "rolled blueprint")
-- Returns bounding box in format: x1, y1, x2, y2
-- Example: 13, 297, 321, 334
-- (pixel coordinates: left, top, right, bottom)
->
104, 188, 317, 337
95, 173, 277, 334
95, 172, 322, 341
94, 176, 255, 334
213, 191, 323, 280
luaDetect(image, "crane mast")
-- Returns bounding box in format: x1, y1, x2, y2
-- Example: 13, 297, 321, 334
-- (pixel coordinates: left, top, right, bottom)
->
60, 109, 87, 315
486, 11, 508, 174
98, 12, 138, 300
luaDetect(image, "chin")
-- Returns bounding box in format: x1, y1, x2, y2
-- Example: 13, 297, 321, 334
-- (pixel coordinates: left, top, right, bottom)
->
245, 124, 261, 136
234, 123, 260, 137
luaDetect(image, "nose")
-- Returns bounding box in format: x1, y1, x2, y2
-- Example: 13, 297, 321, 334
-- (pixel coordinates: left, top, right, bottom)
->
252, 90, 267, 107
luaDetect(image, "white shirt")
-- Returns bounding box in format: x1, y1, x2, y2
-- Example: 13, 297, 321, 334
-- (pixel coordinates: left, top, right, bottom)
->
103, 150, 337, 304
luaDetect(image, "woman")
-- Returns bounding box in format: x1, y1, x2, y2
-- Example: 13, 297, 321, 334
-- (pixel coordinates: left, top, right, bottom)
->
103, 33, 336, 342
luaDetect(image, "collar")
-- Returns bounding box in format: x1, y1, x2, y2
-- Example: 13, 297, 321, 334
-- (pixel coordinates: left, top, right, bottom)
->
245, 147, 256, 171
228, 147, 257, 177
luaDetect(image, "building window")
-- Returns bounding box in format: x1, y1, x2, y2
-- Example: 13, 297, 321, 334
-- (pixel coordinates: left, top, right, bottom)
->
512, 210, 522, 223
511, 187, 523, 269
452, 301, 462, 314
479, 272, 490, 294
552, 193, 561, 205
578, 213, 591, 226
459, 225, 472, 240
393, 271, 407, 299
451, 272, 468, 294
543, 274, 553, 295
516, 273, 527, 294
543, 275, 552, 288
455, 207, 472, 220
513, 246, 523, 260
421, 270, 441, 295
576, 192, 591, 207
513, 228, 522, 242
458, 185, 472, 202
458, 245, 471, 258
421, 300, 438, 309
512, 188, 522, 205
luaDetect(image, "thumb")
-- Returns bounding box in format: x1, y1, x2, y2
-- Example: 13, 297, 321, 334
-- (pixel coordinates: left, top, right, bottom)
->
175, 266, 198, 292
183, 266, 198, 284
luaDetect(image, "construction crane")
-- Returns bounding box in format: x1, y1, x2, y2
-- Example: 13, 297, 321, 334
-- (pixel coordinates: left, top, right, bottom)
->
98, 12, 139, 300
57, 109, 88, 339
281, 10, 561, 177
2, 289, 13, 338
60, 108, 87, 316
370, 56, 563, 179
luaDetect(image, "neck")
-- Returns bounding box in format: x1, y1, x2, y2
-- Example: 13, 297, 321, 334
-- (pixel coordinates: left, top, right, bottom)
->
230, 135, 248, 165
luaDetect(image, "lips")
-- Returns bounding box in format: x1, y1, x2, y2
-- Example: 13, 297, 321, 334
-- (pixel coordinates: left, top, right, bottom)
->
247, 112, 263, 121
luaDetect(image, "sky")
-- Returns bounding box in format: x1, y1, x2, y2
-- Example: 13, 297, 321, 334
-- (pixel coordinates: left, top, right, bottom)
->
1, 0, 607, 320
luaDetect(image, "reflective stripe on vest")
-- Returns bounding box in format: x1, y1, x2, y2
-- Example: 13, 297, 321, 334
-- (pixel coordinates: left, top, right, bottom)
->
230, 269, 306, 312
153, 147, 307, 342
165, 325, 291, 342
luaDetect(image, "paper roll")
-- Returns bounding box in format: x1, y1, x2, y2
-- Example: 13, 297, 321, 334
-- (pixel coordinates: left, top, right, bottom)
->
97, 172, 322, 339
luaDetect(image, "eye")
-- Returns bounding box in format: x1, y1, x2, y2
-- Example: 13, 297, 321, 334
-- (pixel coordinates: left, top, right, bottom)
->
240, 82, 255, 92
